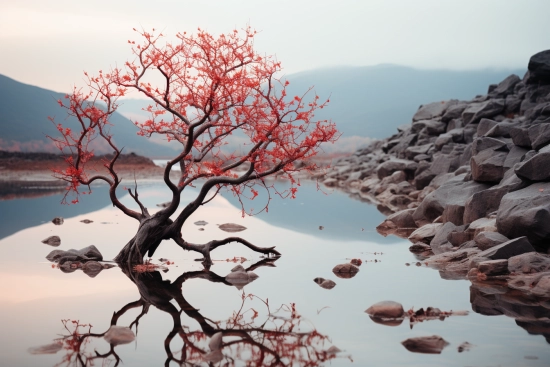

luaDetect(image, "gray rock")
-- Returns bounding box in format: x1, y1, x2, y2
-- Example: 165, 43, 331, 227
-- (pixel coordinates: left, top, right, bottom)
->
470, 148, 508, 183
478, 259, 509, 276
408, 223, 442, 243
413, 101, 455, 121
505, 95, 522, 113
508, 271, 550, 298
51, 217, 64, 225
386, 208, 417, 229
442, 104, 467, 122
365, 301, 404, 319
332, 263, 360, 279
492, 74, 521, 96
527, 50, 550, 84
401, 336, 449, 354
471, 137, 507, 156
509, 126, 532, 148
82, 261, 103, 278
218, 223, 247, 232
477, 118, 497, 136
462, 99, 505, 125
430, 222, 458, 254
412, 174, 490, 226
41, 235, 61, 247
376, 159, 418, 179
405, 143, 433, 160
496, 183, 550, 247
447, 228, 473, 247
467, 217, 497, 236
515, 152, 550, 181
475, 237, 535, 260
528, 123, 550, 151
503, 145, 528, 169
45, 245, 103, 263
104, 326, 135, 346
313, 278, 336, 290
474, 231, 509, 251
508, 252, 550, 274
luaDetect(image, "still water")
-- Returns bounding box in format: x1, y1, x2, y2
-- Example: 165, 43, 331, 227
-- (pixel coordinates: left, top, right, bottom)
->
0, 180, 548, 366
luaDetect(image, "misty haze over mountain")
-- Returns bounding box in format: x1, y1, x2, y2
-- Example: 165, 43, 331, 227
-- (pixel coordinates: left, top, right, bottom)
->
1, 65, 525, 157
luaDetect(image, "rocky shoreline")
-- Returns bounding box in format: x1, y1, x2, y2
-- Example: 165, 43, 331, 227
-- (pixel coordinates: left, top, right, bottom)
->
323, 51, 550, 331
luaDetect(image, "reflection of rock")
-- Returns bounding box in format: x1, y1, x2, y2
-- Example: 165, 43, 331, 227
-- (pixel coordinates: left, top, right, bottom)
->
332, 263, 359, 279
28, 342, 62, 355
194, 220, 208, 226
401, 335, 449, 354
225, 266, 258, 289
457, 341, 474, 353
104, 326, 135, 345
46, 245, 103, 263
365, 301, 404, 319
218, 223, 247, 233
51, 217, 64, 225
41, 235, 61, 247
82, 261, 103, 278
313, 277, 336, 290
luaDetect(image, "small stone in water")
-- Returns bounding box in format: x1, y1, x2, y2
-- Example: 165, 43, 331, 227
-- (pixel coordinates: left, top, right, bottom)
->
405, 263, 410, 266
80, 219, 93, 224
194, 220, 208, 226
319, 226, 324, 230
42, 235, 61, 247
51, 217, 64, 225
198, 228, 204, 231
218, 223, 247, 232
416, 262, 422, 266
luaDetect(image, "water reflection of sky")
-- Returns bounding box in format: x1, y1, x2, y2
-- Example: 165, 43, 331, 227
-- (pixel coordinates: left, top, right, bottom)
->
0, 181, 548, 366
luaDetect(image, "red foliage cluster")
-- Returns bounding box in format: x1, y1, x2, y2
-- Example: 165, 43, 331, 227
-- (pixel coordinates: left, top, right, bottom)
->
50, 26, 339, 210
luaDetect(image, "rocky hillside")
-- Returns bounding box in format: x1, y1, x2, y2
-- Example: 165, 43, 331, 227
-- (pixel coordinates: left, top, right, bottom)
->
325, 51, 550, 306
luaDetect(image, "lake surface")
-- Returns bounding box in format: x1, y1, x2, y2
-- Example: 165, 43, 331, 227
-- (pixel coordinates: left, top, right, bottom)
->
0, 180, 548, 366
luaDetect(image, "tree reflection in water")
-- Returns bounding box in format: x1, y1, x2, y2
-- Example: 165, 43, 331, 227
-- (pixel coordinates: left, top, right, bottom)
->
40, 258, 347, 366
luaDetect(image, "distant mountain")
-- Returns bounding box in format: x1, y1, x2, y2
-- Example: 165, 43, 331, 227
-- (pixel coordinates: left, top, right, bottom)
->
0, 74, 179, 157
115, 65, 525, 152
283, 65, 526, 139
1, 66, 526, 156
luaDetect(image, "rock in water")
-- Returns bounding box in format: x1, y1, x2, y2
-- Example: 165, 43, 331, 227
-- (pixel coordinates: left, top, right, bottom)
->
332, 263, 360, 279
104, 326, 135, 345
41, 235, 61, 247
313, 277, 336, 289
401, 335, 449, 354
80, 219, 93, 224
51, 217, 64, 225
365, 301, 404, 319
218, 223, 247, 232
194, 220, 208, 226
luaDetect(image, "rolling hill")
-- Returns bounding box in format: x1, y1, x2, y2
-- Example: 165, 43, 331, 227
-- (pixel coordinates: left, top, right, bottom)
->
0, 74, 179, 157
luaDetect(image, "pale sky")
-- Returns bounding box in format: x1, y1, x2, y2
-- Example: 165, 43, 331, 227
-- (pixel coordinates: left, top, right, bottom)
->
1, 0, 549, 93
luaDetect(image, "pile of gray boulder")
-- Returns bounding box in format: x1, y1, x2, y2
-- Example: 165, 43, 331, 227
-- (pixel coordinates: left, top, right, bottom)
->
324, 50, 550, 299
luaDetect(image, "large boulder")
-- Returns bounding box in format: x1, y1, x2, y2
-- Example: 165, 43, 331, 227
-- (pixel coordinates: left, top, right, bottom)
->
474, 231, 509, 251
528, 124, 550, 151
527, 50, 550, 84
376, 159, 418, 180
475, 237, 535, 260
462, 99, 505, 125
508, 252, 550, 274
491, 74, 521, 96
515, 152, 550, 181
412, 174, 490, 226
470, 148, 508, 183
496, 183, 550, 248
412, 100, 455, 121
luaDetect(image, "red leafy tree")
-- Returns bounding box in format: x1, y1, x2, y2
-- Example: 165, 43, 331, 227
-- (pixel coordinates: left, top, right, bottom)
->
50, 27, 338, 265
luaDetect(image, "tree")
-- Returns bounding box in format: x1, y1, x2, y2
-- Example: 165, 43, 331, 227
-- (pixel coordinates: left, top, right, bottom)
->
50, 27, 338, 266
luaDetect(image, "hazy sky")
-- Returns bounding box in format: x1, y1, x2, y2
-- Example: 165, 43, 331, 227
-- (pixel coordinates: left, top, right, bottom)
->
1, 0, 549, 93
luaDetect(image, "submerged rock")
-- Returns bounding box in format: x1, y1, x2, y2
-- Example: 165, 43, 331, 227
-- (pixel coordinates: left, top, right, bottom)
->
313, 277, 336, 289
365, 301, 404, 319
51, 217, 64, 225
332, 263, 360, 279
41, 235, 61, 247
218, 223, 247, 232
104, 326, 135, 345
401, 335, 449, 354
194, 220, 208, 226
